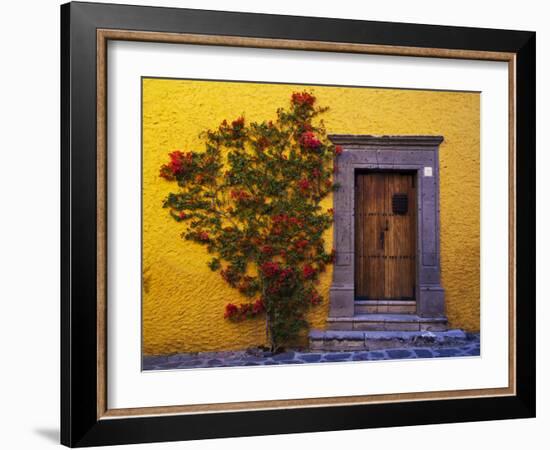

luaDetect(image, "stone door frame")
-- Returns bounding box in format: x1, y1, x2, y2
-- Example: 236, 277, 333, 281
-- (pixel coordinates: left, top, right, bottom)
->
328, 135, 446, 319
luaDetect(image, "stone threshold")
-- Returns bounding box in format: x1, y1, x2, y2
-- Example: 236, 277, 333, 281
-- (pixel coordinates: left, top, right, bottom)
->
327, 313, 448, 331
356, 300, 416, 305
310, 329, 465, 351
355, 300, 416, 314
330, 313, 447, 322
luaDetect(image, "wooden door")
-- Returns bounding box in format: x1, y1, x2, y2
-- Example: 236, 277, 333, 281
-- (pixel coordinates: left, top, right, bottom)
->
355, 172, 416, 300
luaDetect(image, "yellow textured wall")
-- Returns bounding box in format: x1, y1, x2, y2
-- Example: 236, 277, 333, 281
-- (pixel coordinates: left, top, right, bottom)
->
142, 79, 480, 355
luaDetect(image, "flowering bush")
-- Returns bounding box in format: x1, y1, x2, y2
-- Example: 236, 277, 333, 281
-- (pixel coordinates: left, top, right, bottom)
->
160, 91, 339, 351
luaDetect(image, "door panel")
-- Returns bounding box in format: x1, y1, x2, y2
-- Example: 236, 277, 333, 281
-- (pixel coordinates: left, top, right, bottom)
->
355, 172, 416, 300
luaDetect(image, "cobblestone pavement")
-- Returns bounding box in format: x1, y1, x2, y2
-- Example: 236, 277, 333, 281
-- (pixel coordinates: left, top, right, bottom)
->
143, 334, 480, 371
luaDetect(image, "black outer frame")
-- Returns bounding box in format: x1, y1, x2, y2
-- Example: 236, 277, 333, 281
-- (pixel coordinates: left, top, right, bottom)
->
60, 1, 535, 447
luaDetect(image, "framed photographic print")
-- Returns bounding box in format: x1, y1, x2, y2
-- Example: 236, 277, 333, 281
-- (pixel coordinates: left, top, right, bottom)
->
60, 1, 536, 447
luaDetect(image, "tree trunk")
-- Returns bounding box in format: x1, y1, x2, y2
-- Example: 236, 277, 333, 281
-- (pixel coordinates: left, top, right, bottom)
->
261, 280, 276, 352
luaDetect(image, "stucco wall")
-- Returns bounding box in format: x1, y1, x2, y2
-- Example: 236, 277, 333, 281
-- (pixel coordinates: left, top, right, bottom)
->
142, 78, 480, 355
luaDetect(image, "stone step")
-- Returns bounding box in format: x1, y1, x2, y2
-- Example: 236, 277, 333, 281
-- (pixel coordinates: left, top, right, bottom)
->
309, 329, 466, 351
326, 313, 447, 332
355, 300, 416, 314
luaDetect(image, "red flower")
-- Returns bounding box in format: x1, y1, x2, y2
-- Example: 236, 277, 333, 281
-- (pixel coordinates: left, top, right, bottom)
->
299, 131, 321, 150
271, 214, 288, 224
261, 261, 280, 278
178, 211, 187, 219
159, 150, 193, 180
261, 245, 274, 255
288, 217, 303, 227
198, 231, 210, 242
224, 303, 239, 318
232, 116, 245, 128
291, 91, 316, 107
224, 299, 265, 320
334, 145, 343, 155
302, 264, 316, 279
271, 214, 304, 228
298, 178, 311, 192
310, 291, 322, 305
295, 239, 309, 250
278, 267, 293, 281
252, 298, 264, 314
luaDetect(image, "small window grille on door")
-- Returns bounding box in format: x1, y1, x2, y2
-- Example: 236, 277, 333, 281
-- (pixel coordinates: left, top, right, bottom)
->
392, 193, 408, 215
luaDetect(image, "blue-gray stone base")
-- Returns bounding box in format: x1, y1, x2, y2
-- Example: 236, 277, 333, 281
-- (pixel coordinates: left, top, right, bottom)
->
143, 332, 479, 371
